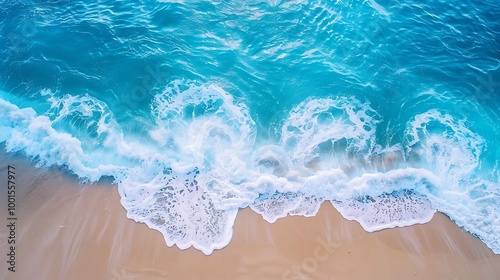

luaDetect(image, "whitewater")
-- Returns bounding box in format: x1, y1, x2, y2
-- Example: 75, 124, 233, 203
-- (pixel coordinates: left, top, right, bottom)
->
0, 0, 499, 255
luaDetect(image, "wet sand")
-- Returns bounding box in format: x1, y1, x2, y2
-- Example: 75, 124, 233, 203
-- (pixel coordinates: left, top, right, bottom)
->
1, 152, 500, 280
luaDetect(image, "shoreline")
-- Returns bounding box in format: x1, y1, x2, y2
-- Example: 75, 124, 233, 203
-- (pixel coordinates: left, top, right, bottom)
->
1, 151, 500, 279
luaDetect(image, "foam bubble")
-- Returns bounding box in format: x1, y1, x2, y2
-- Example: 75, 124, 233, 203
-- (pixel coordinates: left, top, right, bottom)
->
280, 97, 381, 172
148, 80, 255, 167
406, 109, 484, 182
250, 192, 304, 223
119, 80, 257, 254
250, 192, 323, 223
333, 190, 435, 231
119, 167, 238, 255
1, 88, 499, 254
404, 110, 499, 253
252, 145, 291, 177
46, 93, 155, 164
0, 98, 127, 182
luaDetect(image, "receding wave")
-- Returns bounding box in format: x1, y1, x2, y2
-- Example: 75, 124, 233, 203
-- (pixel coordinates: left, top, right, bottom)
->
1, 0, 499, 255
1, 79, 498, 254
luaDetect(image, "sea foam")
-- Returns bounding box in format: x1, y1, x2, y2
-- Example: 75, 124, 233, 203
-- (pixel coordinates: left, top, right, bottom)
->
1, 82, 499, 255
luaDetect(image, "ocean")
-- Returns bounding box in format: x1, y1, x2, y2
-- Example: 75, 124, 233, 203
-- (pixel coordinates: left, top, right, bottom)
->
0, 0, 499, 255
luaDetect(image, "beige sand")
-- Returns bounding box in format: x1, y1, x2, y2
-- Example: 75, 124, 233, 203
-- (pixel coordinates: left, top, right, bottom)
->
1, 153, 500, 280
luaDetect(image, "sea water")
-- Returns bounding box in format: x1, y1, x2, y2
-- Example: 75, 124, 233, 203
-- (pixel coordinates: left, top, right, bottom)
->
1, 0, 499, 255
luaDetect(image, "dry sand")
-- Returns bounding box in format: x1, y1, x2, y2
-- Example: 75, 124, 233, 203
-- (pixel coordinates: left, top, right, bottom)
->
1, 152, 500, 280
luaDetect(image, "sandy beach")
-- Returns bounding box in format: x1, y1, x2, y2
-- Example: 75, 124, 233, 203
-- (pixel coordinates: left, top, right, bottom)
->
1, 151, 500, 280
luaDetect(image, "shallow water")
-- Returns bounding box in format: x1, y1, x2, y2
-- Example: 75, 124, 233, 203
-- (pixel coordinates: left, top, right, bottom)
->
1, 0, 499, 254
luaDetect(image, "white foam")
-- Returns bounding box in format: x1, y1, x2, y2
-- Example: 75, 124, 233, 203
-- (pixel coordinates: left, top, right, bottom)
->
119, 167, 238, 255
250, 191, 324, 223
406, 109, 484, 182
333, 190, 435, 231
250, 192, 304, 223
404, 110, 499, 253
46, 93, 154, 164
0, 98, 126, 182
245, 98, 439, 229
119, 80, 257, 254
251, 145, 291, 177
327, 168, 439, 231
1, 88, 499, 254
149, 80, 255, 165
280, 97, 381, 171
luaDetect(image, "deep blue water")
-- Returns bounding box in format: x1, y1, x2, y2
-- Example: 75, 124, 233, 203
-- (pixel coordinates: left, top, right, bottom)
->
1, 0, 499, 255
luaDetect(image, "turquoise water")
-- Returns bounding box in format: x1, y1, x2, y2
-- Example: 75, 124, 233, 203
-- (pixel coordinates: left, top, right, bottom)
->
1, 0, 499, 255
